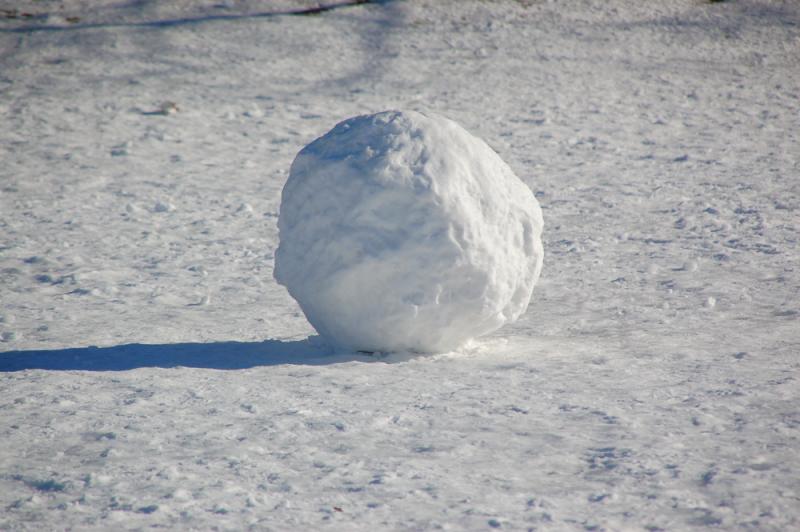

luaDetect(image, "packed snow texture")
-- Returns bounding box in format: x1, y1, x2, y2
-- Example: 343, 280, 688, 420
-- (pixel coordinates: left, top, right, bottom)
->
2, 0, 800, 530
275, 110, 544, 353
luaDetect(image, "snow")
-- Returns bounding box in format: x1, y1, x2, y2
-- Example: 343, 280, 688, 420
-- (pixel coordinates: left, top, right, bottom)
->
1, 0, 800, 529
275, 110, 543, 353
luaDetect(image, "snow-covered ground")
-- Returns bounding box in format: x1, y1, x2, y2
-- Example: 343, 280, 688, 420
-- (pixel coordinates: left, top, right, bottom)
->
1, 0, 799, 529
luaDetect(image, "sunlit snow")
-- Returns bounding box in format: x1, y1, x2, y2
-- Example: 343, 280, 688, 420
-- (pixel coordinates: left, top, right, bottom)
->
275, 110, 543, 353
1, 1, 798, 530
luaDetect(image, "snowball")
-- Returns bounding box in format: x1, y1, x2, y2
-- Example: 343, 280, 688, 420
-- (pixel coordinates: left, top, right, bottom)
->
274, 110, 543, 353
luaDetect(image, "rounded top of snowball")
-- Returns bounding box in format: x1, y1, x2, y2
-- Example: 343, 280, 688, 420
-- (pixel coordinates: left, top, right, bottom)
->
281, 110, 476, 212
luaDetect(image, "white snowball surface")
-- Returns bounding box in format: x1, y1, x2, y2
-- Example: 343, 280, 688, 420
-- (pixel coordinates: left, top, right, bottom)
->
274, 110, 543, 353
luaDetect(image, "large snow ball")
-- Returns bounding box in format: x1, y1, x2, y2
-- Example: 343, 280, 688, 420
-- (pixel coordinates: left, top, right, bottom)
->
274, 110, 544, 353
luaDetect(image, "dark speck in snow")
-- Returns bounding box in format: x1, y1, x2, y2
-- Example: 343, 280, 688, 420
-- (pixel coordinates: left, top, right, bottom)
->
700, 469, 716, 486
14, 476, 67, 492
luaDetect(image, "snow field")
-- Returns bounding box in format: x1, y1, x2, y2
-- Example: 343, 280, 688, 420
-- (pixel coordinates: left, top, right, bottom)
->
1, 0, 799, 529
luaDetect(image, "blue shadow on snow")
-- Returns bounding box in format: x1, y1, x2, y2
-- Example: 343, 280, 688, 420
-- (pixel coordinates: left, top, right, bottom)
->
0, 1, 379, 34
0, 337, 389, 372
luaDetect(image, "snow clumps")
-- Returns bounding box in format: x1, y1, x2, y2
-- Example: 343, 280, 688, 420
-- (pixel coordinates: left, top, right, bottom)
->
275, 110, 543, 353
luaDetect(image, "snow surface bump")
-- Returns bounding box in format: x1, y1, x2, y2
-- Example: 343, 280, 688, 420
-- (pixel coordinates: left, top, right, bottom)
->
275, 110, 544, 353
